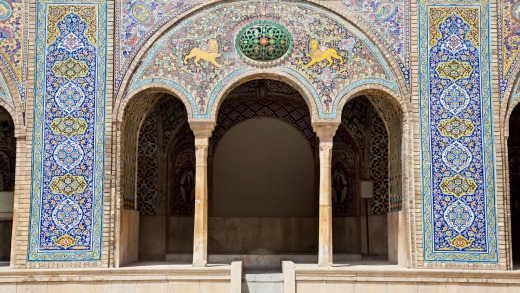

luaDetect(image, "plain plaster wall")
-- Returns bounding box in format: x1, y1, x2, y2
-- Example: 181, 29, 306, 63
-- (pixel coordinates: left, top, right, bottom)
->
212, 117, 315, 217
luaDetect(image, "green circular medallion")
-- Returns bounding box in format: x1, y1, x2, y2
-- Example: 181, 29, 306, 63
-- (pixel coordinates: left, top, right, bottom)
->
236, 20, 293, 63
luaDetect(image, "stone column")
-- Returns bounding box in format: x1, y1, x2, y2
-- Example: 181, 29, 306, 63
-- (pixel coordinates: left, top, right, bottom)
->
313, 122, 339, 267
190, 121, 215, 267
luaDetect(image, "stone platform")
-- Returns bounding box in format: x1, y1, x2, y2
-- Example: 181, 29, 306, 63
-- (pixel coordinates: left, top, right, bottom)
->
1, 261, 520, 292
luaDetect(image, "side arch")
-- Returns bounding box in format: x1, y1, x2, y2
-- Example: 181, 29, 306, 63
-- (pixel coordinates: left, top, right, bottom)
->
335, 83, 410, 125
336, 87, 412, 266
114, 83, 195, 123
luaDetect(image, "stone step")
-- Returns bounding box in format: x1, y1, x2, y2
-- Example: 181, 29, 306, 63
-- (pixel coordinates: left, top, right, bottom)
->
242, 269, 283, 293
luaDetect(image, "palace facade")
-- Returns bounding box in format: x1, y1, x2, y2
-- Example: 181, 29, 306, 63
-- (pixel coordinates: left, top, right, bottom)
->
1, 0, 520, 292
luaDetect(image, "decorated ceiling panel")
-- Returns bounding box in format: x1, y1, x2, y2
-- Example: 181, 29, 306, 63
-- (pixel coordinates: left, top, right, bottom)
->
0, 0, 28, 108
128, 1, 398, 120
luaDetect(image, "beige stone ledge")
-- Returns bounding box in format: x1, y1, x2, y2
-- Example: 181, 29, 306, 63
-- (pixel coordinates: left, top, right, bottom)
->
0, 263, 231, 283
294, 263, 520, 284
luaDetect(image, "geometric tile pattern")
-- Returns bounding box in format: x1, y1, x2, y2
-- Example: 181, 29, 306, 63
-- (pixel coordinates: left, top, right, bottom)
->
169, 123, 195, 216
137, 112, 159, 216
340, 0, 410, 86
332, 127, 359, 217
213, 96, 316, 150
369, 111, 389, 215
121, 94, 159, 210
0, 0, 28, 106
159, 97, 188, 151
340, 96, 389, 215
419, 2, 498, 262
367, 95, 403, 212
28, 1, 106, 261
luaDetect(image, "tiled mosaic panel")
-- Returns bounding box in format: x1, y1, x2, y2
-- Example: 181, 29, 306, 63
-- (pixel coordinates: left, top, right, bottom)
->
340, 0, 410, 85
115, 0, 202, 94
500, 0, 520, 100
0, 0, 28, 106
130, 1, 397, 119
29, 1, 106, 261
419, 2, 498, 262
137, 112, 159, 216
0, 73, 12, 107
332, 127, 359, 217
170, 122, 195, 216
0, 107, 15, 192
116, 1, 407, 96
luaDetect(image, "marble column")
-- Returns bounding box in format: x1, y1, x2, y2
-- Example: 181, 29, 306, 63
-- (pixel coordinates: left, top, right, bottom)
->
313, 122, 339, 267
190, 121, 215, 267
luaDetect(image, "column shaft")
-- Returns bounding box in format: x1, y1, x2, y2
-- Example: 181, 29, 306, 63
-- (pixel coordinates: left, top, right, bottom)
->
313, 122, 339, 267
193, 137, 209, 267
318, 140, 333, 267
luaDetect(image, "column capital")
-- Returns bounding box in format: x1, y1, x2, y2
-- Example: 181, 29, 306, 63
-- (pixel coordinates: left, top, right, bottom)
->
312, 121, 340, 142
189, 120, 216, 139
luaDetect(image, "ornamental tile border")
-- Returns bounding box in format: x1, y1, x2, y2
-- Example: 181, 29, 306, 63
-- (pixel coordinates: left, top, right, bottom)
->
419, 0, 498, 262
29, 0, 106, 261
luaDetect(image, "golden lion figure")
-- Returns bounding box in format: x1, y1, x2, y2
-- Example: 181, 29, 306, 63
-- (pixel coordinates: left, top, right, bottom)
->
305, 39, 343, 68
183, 39, 223, 68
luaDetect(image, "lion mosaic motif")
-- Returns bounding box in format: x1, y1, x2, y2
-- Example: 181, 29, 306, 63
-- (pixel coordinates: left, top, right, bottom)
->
183, 39, 222, 68
304, 39, 343, 68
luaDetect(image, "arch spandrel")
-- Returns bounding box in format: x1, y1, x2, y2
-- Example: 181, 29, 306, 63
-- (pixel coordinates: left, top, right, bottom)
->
127, 0, 400, 121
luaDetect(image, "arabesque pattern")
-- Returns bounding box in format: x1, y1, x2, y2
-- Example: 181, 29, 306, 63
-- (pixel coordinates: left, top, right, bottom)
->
419, 2, 498, 262
0, 0, 28, 106
29, 0, 106, 261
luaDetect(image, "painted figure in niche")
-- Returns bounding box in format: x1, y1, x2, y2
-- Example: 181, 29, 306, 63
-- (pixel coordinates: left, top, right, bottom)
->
183, 39, 222, 68
304, 39, 343, 68
180, 169, 195, 203
332, 168, 348, 203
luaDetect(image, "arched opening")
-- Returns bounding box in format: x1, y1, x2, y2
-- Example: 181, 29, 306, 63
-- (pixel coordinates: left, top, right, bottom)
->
209, 79, 319, 266
0, 106, 15, 264
509, 106, 520, 266
119, 92, 192, 265
333, 94, 403, 263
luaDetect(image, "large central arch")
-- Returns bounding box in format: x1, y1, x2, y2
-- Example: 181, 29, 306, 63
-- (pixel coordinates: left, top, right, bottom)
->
112, 0, 413, 268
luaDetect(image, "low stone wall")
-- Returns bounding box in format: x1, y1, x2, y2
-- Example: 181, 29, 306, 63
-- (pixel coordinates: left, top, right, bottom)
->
284, 261, 520, 293
0, 262, 241, 293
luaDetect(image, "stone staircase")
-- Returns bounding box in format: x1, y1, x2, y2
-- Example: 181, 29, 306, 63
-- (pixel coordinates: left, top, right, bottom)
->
242, 268, 284, 293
